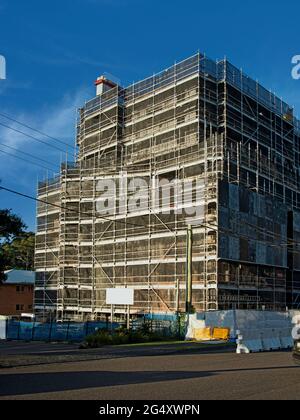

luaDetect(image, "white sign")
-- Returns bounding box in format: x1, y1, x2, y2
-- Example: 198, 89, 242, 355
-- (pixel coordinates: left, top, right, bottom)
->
106, 288, 134, 306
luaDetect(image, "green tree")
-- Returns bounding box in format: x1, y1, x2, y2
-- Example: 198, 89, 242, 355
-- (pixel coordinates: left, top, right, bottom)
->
1, 232, 35, 271
0, 209, 26, 240
0, 209, 29, 281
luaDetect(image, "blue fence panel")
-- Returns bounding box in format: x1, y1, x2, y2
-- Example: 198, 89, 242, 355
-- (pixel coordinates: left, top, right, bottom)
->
86, 321, 119, 336
5, 320, 120, 342
19, 322, 34, 340
50, 323, 69, 341
67, 323, 86, 342
33, 322, 52, 341
7, 320, 20, 340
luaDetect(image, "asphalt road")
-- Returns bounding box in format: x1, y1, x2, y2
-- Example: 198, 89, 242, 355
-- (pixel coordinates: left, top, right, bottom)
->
0, 340, 235, 369
0, 350, 299, 400
0, 341, 79, 355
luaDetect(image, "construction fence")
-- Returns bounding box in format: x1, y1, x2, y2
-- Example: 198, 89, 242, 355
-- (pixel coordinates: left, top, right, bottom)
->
0, 314, 184, 342
1, 320, 119, 342
133, 314, 185, 339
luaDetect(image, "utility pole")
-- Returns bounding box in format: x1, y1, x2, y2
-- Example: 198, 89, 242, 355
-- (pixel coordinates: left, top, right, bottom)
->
175, 278, 180, 314
186, 224, 193, 314
110, 305, 114, 333
127, 305, 130, 330
175, 278, 181, 340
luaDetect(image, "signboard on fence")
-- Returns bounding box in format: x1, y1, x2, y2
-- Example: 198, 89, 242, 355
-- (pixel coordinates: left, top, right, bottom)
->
106, 288, 134, 306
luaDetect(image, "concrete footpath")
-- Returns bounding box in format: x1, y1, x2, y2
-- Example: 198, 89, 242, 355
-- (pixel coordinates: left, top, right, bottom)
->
0, 340, 235, 368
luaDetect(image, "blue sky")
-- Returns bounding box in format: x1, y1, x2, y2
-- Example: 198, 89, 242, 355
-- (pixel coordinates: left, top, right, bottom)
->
0, 0, 300, 231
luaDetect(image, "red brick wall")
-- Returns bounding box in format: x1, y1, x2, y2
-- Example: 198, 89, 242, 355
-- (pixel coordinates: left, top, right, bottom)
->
0, 284, 34, 316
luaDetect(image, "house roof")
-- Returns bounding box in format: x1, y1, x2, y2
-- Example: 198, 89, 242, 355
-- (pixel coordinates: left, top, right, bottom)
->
3, 270, 35, 285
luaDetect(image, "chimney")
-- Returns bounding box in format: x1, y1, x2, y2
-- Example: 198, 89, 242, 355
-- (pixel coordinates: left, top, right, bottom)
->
95, 76, 117, 96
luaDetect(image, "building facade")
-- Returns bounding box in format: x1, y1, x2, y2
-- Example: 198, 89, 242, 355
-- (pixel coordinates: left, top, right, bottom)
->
35, 53, 300, 321
0, 270, 34, 317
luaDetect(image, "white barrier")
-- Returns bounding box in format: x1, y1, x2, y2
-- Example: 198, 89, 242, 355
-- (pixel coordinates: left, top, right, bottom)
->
186, 310, 296, 353
0, 320, 6, 340
236, 331, 250, 354
236, 329, 263, 353
236, 327, 294, 353
261, 329, 281, 351
279, 328, 294, 349
185, 314, 206, 341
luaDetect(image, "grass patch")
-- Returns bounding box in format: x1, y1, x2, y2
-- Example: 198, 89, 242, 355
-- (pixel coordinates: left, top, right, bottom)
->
81, 325, 179, 349
115, 340, 185, 348
117, 340, 234, 348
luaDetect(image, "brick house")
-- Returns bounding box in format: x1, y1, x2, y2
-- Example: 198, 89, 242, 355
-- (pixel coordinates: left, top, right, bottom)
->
0, 270, 35, 316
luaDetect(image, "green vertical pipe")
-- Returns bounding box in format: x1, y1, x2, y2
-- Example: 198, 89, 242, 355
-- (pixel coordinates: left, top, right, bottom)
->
175, 278, 180, 314
186, 224, 193, 314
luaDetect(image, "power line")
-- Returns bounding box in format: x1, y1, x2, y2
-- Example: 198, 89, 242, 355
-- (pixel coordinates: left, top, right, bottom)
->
0, 110, 295, 250
2, 183, 300, 252
0, 148, 56, 173
0, 141, 59, 170
0, 173, 296, 248
0, 185, 148, 229
0, 112, 76, 150
0, 121, 67, 154
0, 184, 224, 233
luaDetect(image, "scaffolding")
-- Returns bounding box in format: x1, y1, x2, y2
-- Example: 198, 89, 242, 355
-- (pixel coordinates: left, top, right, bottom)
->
35, 53, 300, 321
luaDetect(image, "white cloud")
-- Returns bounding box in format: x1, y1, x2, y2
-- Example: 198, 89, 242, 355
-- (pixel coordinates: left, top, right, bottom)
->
41, 88, 90, 141
0, 85, 93, 183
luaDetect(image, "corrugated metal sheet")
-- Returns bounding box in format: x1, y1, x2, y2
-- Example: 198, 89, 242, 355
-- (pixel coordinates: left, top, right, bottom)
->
4, 270, 35, 285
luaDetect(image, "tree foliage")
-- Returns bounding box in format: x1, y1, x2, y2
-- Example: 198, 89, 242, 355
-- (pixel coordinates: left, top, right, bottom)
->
0, 209, 34, 281
1, 232, 35, 271
0, 209, 26, 241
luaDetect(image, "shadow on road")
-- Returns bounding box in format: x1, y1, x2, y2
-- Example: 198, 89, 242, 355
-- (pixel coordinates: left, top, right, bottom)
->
0, 365, 298, 397
0, 370, 214, 396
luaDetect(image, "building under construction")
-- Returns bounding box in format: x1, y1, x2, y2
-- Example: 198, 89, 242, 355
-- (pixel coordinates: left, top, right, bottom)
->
35, 53, 300, 321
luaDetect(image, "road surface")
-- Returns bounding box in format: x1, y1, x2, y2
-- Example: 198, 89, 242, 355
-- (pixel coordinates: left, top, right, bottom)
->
0, 349, 299, 400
